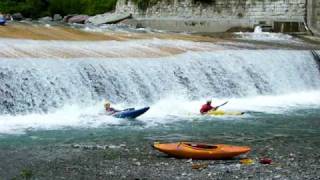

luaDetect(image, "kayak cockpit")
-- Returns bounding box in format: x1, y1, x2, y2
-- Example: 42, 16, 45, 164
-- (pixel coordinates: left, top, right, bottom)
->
184, 143, 218, 150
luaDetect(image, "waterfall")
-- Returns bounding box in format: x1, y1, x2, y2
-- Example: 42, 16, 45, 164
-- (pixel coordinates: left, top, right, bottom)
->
0, 50, 319, 115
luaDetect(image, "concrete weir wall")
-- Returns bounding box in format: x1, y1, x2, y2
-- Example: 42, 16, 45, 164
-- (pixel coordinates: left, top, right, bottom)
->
116, 0, 307, 33
308, 0, 320, 35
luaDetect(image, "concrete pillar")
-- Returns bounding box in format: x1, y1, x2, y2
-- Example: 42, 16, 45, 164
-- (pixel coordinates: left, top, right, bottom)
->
307, 0, 320, 35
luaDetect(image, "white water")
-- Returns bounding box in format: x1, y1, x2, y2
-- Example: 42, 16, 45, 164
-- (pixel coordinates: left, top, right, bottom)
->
234, 26, 301, 43
0, 38, 320, 134
1, 91, 320, 134
1, 50, 319, 114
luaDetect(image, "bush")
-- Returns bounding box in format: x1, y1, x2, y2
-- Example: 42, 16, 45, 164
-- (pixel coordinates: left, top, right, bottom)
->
0, 0, 118, 18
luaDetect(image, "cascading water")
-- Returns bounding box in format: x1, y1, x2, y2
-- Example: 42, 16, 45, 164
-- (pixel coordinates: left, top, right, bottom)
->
254, 26, 263, 33
1, 50, 319, 115
0, 38, 320, 134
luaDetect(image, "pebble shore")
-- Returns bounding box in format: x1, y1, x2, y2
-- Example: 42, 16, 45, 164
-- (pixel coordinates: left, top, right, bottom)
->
0, 137, 319, 179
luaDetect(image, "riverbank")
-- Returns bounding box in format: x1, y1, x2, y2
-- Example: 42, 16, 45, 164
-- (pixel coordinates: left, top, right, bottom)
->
1, 111, 319, 179
1, 139, 318, 179
0, 20, 320, 180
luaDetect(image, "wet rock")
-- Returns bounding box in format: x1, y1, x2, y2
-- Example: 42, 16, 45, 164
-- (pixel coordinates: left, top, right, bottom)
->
109, 144, 123, 149
68, 15, 89, 24
12, 13, 24, 21
39, 16, 52, 22
53, 14, 62, 21
63, 15, 75, 22
274, 175, 281, 179
71, 144, 108, 150
86, 13, 132, 25
72, 144, 81, 148
289, 153, 295, 157
235, 163, 241, 170
192, 163, 208, 170
120, 144, 126, 147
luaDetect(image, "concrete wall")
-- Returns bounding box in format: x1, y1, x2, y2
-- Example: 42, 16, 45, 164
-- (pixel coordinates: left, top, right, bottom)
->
116, 0, 306, 33
307, 0, 320, 35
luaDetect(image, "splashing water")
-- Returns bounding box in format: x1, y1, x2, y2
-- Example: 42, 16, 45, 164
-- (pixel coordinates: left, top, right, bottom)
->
0, 37, 319, 134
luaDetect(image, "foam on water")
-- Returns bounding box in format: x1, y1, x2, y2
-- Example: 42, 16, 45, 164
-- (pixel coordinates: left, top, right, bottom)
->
1, 50, 320, 115
0, 102, 122, 135
1, 91, 319, 134
0, 37, 319, 134
234, 26, 301, 43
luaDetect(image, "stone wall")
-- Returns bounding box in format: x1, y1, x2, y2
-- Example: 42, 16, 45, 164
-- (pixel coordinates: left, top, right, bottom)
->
307, 0, 320, 35
116, 0, 306, 33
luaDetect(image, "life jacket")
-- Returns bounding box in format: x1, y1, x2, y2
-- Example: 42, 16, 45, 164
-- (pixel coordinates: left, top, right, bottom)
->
200, 104, 214, 114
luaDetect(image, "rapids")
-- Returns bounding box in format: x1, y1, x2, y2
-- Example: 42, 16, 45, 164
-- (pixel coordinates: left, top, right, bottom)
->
0, 33, 320, 134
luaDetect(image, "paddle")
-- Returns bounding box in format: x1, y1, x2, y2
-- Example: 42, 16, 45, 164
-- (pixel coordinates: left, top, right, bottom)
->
214, 101, 228, 110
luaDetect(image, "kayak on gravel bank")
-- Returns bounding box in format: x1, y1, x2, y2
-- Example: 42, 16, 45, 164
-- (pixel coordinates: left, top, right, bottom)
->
153, 142, 250, 159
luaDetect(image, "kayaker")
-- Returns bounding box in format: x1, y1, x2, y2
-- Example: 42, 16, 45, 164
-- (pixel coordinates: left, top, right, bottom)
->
104, 101, 120, 114
200, 100, 217, 114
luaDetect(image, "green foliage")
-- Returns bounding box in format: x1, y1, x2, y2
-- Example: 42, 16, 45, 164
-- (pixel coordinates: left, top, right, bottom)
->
20, 169, 33, 179
130, 0, 223, 10
131, 0, 155, 11
0, 0, 118, 18
0, 0, 48, 17
48, 0, 118, 16
131, 0, 172, 11
193, 0, 216, 4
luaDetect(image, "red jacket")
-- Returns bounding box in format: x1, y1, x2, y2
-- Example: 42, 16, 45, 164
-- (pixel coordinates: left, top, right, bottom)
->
200, 104, 215, 114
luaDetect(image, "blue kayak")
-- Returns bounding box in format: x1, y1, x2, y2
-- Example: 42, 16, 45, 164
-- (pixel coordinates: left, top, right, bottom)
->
0, 18, 6, 25
113, 107, 150, 119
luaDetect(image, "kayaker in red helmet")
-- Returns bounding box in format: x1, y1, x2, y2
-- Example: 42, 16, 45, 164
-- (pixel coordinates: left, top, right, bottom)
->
200, 100, 217, 114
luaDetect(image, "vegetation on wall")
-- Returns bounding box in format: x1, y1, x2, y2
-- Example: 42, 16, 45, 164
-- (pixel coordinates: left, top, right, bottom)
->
0, 0, 117, 18
193, 0, 216, 4
0, 0, 282, 17
131, 0, 222, 11
131, 0, 173, 11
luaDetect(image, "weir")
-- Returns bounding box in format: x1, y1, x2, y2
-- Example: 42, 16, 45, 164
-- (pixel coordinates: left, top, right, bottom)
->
0, 50, 320, 115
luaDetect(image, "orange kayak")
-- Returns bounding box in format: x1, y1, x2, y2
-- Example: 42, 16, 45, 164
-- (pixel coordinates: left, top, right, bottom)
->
153, 142, 250, 160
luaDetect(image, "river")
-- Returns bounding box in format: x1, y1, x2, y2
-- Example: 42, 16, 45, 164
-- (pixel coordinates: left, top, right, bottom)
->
0, 25, 319, 179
